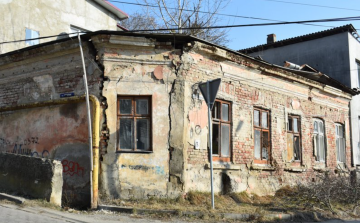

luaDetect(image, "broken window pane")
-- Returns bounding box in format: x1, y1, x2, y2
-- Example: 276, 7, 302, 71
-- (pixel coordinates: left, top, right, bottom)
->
136, 119, 149, 150
262, 112, 268, 128
254, 130, 261, 159
254, 110, 260, 126
221, 104, 229, 121
288, 117, 293, 131
262, 131, 269, 160
120, 99, 132, 114
293, 118, 298, 133
136, 99, 148, 115
221, 124, 230, 157
294, 136, 301, 160
212, 123, 219, 155
119, 118, 134, 149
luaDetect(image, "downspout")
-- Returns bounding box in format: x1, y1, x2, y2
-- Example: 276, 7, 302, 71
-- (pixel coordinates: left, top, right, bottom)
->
89, 95, 100, 209
0, 95, 101, 209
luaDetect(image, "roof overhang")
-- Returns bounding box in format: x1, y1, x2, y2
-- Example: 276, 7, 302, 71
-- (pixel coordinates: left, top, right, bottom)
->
93, 0, 129, 21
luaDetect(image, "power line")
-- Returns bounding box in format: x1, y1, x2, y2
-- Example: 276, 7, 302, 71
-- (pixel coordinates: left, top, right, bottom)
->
129, 16, 360, 32
0, 16, 360, 45
255, 0, 360, 12
109, 0, 334, 29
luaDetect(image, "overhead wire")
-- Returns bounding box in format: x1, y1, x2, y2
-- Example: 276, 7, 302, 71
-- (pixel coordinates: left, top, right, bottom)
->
254, 0, 360, 12
0, 15, 359, 46
108, 0, 335, 28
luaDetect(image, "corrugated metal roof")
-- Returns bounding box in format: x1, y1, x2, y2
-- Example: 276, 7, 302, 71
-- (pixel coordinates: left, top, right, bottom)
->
239, 24, 357, 54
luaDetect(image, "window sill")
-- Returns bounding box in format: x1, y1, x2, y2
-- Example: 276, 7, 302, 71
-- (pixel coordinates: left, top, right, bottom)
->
116, 150, 153, 154
313, 166, 328, 172
204, 163, 241, 170
284, 167, 307, 172
250, 164, 275, 171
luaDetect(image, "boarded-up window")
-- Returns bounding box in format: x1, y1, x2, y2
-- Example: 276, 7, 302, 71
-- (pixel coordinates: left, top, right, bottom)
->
117, 96, 152, 151
336, 124, 346, 163
254, 108, 270, 164
313, 119, 326, 162
287, 115, 301, 162
212, 100, 231, 162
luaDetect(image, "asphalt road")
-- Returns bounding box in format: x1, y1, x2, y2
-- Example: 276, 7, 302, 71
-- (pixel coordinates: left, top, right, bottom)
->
0, 203, 187, 223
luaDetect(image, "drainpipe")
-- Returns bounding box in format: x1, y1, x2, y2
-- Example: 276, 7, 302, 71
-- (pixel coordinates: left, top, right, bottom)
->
77, 33, 95, 209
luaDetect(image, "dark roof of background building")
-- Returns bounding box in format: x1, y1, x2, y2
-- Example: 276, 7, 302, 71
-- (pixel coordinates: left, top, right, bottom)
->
239, 24, 358, 54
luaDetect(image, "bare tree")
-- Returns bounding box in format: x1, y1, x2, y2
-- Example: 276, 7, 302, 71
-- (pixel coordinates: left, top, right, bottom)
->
119, 12, 161, 32
130, 0, 230, 45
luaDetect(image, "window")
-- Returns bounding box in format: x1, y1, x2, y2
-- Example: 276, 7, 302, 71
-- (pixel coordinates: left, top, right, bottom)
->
117, 96, 151, 151
287, 115, 301, 162
356, 60, 360, 88
313, 119, 326, 162
212, 100, 231, 162
253, 108, 270, 163
25, 28, 39, 46
336, 124, 346, 163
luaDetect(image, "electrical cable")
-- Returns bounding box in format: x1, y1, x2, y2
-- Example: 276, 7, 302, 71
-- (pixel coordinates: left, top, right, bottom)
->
108, 0, 334, 28
0, 15, 360, 45
255, 0, 360, 12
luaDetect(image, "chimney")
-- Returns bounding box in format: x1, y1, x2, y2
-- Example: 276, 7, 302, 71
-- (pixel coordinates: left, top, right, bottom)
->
267, 34, 276, 44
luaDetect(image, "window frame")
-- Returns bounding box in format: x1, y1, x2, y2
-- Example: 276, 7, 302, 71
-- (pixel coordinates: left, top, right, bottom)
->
116, 96, 152, 152
211, 99, 231, 162
356, 59, 360, 88
335, 123, 346, 163
313, 119, 326, 162
253, 108, 271, 164
287, 115, 302, 162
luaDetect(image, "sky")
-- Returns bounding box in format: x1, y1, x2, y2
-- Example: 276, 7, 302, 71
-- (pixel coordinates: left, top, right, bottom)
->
109, 0, 360, 50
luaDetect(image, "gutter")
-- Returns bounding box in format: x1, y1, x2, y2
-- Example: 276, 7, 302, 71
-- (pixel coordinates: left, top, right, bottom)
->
0, 95, 101, 209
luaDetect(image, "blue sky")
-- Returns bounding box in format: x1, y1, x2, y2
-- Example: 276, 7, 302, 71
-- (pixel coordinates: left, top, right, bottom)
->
111, 0, 360, 50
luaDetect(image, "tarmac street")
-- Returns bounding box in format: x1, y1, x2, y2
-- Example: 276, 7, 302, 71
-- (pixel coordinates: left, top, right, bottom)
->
0, 203, 186, 223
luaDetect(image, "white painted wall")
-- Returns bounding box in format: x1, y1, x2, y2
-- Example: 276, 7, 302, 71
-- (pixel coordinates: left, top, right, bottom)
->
0, 0, 120, 53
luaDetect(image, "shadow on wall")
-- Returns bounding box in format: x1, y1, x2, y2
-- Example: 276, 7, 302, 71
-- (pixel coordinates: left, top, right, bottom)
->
53, 143, 91, 209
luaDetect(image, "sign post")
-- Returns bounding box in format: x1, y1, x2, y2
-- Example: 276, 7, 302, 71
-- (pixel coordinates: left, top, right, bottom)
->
198, 78, 221, 209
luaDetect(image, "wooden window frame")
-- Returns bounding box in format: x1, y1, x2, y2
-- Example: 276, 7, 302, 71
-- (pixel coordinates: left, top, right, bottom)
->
253, 108, 271, 164
211, 99, 231, 162
313, 119, 326, 162
335, 123, 346, 163
117, 96, 152, 152
287, 115, 302, 162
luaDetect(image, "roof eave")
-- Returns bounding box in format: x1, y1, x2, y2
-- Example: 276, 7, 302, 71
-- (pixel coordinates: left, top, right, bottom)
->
93, 0, 129, 21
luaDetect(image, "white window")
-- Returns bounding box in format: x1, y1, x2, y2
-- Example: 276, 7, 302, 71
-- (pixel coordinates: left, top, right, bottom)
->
336, 124, 346, 163
25, 28, 39, 46
313, 119, 326, 162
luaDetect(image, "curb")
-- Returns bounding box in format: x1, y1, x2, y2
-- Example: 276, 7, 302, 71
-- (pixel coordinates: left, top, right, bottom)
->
98, 204, 308, 221
0, 193, 25, 204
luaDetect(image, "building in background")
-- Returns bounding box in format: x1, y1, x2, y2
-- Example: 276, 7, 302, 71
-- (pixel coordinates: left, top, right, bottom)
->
0, 0, 128, 53
240, 24, 360, 166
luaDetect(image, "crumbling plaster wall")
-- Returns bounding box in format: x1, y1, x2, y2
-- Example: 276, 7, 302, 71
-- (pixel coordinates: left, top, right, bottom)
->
94, 35, 184, 199
0, 40, 103, 207
180, 42, 352, 196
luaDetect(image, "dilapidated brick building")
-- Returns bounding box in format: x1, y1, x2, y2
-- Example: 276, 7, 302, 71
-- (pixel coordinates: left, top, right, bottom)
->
0, 32, 357, 207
